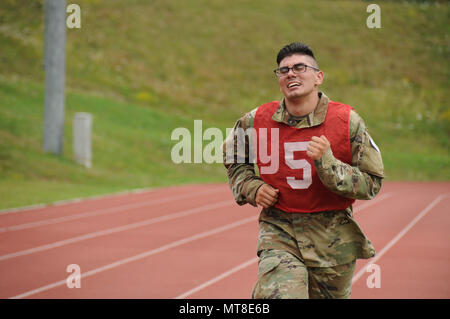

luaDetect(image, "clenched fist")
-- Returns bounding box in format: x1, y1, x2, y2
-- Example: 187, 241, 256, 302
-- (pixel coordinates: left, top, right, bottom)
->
255, 184, 279, 209
306, 135, 330, 160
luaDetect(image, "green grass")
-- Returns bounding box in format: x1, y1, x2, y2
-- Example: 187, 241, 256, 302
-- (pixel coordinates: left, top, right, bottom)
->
0, 0, 449, 209
0, 77, 227, 209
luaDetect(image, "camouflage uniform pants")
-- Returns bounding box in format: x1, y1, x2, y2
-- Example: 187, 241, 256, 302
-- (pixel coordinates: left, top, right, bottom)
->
252, 249, 356, 299
252, 207, 375, 299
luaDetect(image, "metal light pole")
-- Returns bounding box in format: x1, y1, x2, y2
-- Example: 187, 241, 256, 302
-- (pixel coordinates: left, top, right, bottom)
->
43, 0, 66, 154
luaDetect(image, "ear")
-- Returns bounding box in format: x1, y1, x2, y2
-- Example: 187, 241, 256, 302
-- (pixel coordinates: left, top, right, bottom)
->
315, 70, 324, 86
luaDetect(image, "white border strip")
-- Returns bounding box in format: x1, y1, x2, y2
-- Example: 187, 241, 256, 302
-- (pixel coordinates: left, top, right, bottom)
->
352, 194, 448, 285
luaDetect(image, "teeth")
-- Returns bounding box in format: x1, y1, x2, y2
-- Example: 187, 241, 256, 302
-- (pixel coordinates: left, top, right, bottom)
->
288, 82, 300, 88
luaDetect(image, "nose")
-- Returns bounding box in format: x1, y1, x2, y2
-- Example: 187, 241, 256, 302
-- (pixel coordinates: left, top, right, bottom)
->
286, 67, 297, 77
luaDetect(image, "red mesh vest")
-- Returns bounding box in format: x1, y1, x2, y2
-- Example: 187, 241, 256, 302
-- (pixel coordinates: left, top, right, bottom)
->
254, 100, 355, 213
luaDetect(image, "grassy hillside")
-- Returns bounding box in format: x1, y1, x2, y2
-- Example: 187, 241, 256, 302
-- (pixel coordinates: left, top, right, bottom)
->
0, 0, 448, 209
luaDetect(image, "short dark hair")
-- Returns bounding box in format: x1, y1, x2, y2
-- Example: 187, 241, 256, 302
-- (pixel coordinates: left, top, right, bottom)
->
276, 42, 317, 66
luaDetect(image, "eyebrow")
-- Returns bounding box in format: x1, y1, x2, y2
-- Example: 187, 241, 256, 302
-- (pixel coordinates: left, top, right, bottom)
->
279, 61, 307, 67
278, 63, 307, 70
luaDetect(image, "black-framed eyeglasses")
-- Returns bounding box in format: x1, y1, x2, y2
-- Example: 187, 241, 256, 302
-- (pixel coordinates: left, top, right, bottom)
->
273, 63, 320, 77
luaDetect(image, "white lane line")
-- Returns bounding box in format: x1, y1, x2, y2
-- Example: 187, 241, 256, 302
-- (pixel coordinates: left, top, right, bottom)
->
0, 187, 156, 215
0, 200, 235, 262
10, 215, 258, 299
353, 192, 393, 213
0, 203, 48, 215
174, 257, 259, 299
174, 193, 394, 299
0, 188, 225, 233
0, 185, 227, 215
352, 194, 448, 285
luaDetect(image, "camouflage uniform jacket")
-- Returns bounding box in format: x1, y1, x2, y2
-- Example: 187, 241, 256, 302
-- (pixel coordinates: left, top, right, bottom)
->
222, 92, 385, 267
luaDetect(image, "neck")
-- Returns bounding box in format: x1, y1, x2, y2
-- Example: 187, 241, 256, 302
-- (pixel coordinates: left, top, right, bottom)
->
284, 91, 319, 117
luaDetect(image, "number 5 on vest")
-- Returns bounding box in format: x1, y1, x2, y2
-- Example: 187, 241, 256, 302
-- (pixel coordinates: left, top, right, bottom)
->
284, 142, 312, 189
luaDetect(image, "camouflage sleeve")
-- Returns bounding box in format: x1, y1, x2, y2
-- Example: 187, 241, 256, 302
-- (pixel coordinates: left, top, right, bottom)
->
314, 110, 384, 200
222, 109, 265, 206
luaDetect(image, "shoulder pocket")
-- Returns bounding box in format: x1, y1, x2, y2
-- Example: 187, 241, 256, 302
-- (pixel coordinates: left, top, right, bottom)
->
359, 132, 384, 178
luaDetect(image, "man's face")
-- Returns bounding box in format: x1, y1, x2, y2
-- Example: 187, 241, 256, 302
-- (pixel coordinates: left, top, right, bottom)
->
277, 54, 323, 101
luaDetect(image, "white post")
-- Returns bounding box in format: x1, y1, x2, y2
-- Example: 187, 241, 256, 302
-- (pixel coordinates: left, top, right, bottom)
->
73, 113, 92, 168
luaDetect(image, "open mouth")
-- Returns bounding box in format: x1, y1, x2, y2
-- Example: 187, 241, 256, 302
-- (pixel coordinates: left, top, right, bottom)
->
287, 81, 301, 89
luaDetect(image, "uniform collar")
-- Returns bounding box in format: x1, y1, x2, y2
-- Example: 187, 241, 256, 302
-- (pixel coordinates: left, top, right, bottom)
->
272, 92, 329, 128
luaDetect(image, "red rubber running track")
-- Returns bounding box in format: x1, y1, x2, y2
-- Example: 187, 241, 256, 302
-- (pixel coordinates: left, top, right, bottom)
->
0, 182, 448, 299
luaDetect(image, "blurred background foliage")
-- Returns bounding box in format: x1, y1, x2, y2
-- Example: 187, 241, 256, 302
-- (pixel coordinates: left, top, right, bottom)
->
0, 0, 448, 209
